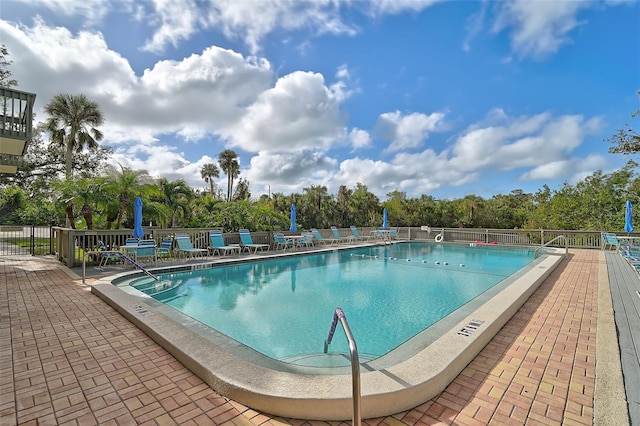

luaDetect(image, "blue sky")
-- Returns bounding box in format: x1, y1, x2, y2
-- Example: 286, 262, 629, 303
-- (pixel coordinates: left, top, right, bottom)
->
2, 0, 639, 200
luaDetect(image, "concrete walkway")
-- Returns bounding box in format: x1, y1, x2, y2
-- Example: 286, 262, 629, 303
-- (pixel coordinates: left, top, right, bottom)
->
0, 250, 630, 425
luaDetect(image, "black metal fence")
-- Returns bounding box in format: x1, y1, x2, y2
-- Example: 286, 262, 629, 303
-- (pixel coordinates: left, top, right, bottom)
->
0, 225, 54, 256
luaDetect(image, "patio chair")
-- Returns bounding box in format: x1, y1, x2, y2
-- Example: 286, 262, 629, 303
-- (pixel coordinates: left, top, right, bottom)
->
239, 229, 270, 254
273, 233, 294, 250
156, 237, 173, 261
97, 241, 123, 269
208, 230, 241, 256
331, 226, 355, 243
310, 228, 338, 245
601, 233, 622, 251
350, 226, 373, 241
296, 231, 315, 248
175, 234, 208, 259
135, 239, 157, 266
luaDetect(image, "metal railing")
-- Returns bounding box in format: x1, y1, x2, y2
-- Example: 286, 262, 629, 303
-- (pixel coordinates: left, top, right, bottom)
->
535, 235, 568, 257
82, 250, 159, 284
0, 225, 55, 256
324, 307, 361, 426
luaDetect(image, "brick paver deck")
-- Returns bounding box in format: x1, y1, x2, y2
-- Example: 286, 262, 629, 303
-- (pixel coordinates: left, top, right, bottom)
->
0, 250, 609, 424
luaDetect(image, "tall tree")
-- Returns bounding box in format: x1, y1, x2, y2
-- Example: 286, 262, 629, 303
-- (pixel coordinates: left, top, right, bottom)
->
44, 94, 105, 179
154, 177, 194, 227
200, 163, 220, 197
102, 164, 157, 229
55, 176, 107, 229
607, 92, 640, 155
232, 177, 251, 201
0, 44, 18, 87
0, 127, 112, 193
218, 149, 240, 202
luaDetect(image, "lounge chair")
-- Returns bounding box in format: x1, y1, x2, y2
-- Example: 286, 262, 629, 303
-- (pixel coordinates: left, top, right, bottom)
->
273, 233, 294, 250
239, 229, 270, 253
97, 241, 123, 268
310, 228, 338, 245
175, 234, 208, 258
350, 226, 373, 241
209, 230, 241, 256
156, 237, 173, 261
601, 233, 622, 251
135, 239, 157, 266
331, 226, 355, 243
296, 231, 315, 248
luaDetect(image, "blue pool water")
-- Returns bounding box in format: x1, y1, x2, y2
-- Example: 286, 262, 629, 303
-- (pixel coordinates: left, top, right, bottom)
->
130, 242, 534, 361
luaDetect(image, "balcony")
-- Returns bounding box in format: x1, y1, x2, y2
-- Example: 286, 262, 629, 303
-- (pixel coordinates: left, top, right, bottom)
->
0, 87, 37, 174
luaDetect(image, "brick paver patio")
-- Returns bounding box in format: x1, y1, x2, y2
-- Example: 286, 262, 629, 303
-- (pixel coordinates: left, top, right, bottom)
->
0, 250, 609, 424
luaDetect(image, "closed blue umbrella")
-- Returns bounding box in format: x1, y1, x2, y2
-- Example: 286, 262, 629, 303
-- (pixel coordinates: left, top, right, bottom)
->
382, 208, 388, 229
132, 197, 144, 239
625, 200, 634, 234
290, 204, 297, 232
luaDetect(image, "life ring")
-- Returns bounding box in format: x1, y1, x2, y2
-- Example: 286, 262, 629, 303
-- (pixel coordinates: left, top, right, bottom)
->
435, 233, 443, 242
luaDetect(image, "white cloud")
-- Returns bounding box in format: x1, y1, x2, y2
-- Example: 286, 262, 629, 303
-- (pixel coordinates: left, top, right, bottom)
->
245, 150, 338, 194
224, 71, 347, 152
520, 154, 608, 181
451, 112, 603, 172
348, 128, 371, 150
109, 145, 219, 190
139, 0, 358, 54
492, 0, 590, 60
367, 0, 444, 16
1, 20, 274, 144
15, 0, 114, 23
375, 111, 446, 151
140, 0, 202, 53
330, 110, 606, 198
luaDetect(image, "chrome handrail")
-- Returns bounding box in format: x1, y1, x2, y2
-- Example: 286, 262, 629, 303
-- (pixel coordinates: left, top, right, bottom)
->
535, 235, 567, 257
324, 307, 361, 426
82, 250, 159, 284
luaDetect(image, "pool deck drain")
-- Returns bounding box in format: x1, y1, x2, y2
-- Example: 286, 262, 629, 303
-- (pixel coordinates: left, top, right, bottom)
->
0, 249, 632, 424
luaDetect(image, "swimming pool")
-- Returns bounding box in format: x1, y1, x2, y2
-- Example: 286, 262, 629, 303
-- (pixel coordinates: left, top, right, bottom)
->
92, 241, 565, 419
130, 242, 535, 364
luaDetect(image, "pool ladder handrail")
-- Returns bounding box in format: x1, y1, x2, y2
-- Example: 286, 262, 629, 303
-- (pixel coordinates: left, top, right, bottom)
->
535, 235, 568, 257
83, 250, 160, 284
324, 307, 361, 426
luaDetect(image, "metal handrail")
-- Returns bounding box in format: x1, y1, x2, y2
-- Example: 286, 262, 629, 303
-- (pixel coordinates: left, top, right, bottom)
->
324, 307, 361, 426
535, 235, 568, 257
82, 250, 159, 284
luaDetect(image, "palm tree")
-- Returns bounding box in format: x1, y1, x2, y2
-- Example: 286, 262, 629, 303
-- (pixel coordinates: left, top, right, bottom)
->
44, 94, 104, 179
44, 93, 104, 227
55, 176, 107, 229
102, 164, 157, 229
155, 178, 194, 227
200, 163, 220, 197
218, 149, 240, 202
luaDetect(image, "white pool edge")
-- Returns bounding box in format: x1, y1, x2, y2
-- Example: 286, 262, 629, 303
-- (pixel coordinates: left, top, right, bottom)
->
91, 248, 565, 420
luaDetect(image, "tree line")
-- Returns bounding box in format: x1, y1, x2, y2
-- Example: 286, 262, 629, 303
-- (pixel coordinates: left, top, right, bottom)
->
2, 125, 639, 233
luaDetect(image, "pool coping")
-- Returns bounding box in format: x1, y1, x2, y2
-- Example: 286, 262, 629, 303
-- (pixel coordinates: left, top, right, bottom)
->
91, 243, 565, 420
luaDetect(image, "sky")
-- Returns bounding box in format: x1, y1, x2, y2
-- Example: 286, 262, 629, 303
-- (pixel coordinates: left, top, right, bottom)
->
1, 0, 639, 201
